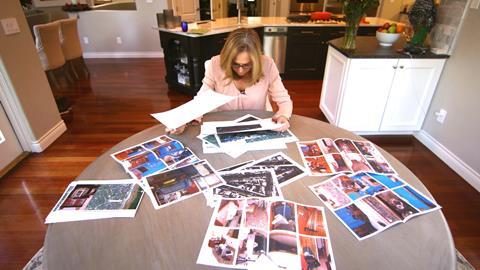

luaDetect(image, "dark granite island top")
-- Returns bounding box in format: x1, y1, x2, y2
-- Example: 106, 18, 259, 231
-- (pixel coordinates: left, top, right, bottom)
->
328, 36, 449, 59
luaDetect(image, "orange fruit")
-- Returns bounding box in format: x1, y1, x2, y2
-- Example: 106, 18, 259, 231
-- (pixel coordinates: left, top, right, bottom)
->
397, 24, 404, 33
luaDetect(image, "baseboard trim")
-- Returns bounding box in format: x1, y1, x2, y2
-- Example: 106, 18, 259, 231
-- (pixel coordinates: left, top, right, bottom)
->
30, 121, 67, 153
414, 130, 480, 192
83, 51, 164, 59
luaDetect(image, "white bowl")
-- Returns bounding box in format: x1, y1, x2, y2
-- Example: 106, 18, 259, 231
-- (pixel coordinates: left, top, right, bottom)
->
376, 31, 400, 47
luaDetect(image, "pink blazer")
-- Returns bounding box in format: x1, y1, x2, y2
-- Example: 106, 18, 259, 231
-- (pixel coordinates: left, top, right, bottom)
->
197, 55, 293, 118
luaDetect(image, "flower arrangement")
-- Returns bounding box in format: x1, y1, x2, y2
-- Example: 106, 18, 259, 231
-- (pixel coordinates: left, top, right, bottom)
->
342, 0, 379, 50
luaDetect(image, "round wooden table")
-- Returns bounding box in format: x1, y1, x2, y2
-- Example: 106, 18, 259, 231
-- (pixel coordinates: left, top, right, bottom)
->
43, 111, 456, 270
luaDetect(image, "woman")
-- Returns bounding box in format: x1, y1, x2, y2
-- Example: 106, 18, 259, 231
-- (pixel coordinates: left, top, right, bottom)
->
168, 28, 293, 134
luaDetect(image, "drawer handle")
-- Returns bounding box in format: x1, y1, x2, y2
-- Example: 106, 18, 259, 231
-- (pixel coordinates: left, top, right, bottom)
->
399, 65, 404, 69
300, 31, 315, 34
393, 65, 397, 69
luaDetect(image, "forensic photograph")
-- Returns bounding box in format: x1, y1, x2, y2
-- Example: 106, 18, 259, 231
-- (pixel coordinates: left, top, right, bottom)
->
299, 141, 323, 157
376, 191, 419, 220
270, 201, 297, 232
214, 199, 245, 228
318, 138, 339, 155
310, 180, 352, 210
245, 199, 269, 231
220, 170, 277, 197
235, 228, 268, 266
297, 205, 326, 237
198, 227, 239, 266
299, 236, 334, 270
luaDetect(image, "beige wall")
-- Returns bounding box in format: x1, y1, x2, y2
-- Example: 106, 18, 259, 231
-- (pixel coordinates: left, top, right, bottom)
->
0, 0, 62, 140
422, 8, 480, 184
74, 0, 168, 54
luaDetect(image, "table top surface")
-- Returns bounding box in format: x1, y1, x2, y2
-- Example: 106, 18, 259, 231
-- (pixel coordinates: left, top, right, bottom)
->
44, 111, 456, 270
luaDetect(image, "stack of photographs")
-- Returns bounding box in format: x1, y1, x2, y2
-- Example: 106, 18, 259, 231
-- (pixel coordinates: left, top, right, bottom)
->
199, 114, 298, 158
206, 152, 307, 206
309, 172, 441, 240
197, 198, 336, 270
297, 138, 397, 176
45, 179, 144, 224
142, 160, 226, 209
111, 135, 200, 179
234, 152, 307, 187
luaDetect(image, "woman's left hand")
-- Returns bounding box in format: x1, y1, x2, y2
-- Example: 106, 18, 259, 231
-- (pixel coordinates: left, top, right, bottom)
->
273, 115, 290, 132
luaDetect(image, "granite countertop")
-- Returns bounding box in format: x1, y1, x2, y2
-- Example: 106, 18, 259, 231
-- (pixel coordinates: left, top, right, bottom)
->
328, 36, 449, 59
154, 16, 394, 37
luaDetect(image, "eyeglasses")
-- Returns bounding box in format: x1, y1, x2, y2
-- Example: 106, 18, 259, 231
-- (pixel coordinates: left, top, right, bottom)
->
232, 62, 252, 70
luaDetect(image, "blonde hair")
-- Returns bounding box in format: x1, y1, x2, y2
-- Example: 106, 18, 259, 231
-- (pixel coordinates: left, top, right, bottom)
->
220, 28, 263, 84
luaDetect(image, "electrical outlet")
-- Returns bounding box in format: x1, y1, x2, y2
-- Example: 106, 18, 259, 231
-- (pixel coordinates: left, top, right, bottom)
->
83, 36, 89, 44
1, 18, 20, 35
435, 109, 447, 124
116, 37, 122, 44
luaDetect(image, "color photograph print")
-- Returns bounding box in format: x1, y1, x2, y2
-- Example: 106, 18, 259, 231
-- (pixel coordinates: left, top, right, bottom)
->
214, 199, 246, 228
198, 227, 240, 266
392, 185, 439, 212
144, 160, 222, 209
334, 203, 380, 240
297, 205, 326, 237
235, 228, 268, 266
245, 198, 269, 231
268, 230, 300, 269
299, 236, 334, 270
310, 180, 352, 210
111, 135, 174, 162
270, 201, 297, 233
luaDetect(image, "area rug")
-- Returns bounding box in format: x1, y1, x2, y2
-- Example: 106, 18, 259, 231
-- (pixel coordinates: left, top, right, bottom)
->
24, 247, 475, 270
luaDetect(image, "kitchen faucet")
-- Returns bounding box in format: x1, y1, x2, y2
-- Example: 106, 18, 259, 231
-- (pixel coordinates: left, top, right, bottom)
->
237, 0, 242, 25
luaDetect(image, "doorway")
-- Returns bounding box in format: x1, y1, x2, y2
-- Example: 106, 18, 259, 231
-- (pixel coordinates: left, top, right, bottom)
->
0, 102, 25, 177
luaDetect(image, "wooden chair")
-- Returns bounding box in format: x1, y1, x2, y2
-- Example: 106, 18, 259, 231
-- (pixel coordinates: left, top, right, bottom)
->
59, 18, 90, 79
33, 21, 73, 90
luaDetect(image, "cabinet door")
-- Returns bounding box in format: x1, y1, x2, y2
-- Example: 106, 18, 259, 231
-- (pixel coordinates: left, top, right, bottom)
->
338, 59, 398, 132
380, 59, 445, 131
285, 28, 323, 79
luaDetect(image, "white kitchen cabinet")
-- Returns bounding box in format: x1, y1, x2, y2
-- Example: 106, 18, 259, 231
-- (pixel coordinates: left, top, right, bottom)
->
320, 45, 446, 134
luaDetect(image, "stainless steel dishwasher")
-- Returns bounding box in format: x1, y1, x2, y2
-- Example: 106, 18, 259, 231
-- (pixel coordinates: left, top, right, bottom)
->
263, 26, 287, 74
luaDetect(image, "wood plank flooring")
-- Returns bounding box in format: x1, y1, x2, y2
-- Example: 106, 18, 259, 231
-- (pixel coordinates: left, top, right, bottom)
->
0, 58, 478, 269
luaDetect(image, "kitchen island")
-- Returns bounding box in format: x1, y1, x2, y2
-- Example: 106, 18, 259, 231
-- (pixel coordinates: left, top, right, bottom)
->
156, 17, 394, 95
320, 37, 449, 134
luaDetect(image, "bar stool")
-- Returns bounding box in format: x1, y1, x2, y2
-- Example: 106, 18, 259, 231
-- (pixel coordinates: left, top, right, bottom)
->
34, 21, 73, 90
59, 18, 89, 79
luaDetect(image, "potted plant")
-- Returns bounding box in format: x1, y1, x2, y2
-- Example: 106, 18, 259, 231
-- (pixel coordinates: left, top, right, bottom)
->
342, 0, 379, 50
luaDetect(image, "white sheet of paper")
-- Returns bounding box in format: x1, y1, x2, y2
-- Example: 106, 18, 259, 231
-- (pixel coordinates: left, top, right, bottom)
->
151, 90, 236, 130
0, 129, 5, 144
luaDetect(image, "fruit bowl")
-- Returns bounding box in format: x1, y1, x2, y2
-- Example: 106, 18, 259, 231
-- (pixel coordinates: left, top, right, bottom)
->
376, 31, 400, 46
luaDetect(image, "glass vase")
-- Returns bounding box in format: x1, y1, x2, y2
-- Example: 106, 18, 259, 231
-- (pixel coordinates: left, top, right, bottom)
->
342, 17, 361, 50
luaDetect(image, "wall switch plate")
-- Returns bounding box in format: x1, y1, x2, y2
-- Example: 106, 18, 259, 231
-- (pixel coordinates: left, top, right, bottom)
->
435, 109, 447, 124
1, 18, 20, 35
146, 0, 153, 3
470, 0, 480, 9
116, 37, 122, 44
83, 36, 89, 44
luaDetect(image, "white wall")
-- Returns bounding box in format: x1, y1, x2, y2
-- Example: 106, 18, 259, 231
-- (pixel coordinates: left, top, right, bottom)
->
417, 7, 480, 191
0, 0, 65, 151
76, 0, 168, 57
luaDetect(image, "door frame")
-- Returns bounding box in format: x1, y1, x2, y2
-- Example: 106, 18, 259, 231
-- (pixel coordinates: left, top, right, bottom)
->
0, 64, 34, 152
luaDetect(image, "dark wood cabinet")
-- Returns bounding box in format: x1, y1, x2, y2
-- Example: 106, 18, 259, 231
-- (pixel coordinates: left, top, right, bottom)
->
285, 26, 377, 80
159, 28, 263, 95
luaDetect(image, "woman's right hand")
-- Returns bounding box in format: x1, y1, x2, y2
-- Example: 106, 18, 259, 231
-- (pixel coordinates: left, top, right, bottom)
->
165, 125, 186, 135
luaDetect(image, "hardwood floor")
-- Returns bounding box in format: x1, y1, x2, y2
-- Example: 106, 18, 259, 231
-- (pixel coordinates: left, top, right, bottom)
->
1, 58, 478, 269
